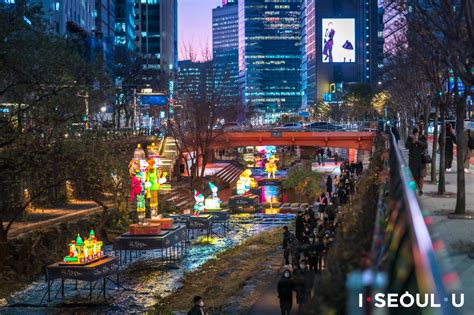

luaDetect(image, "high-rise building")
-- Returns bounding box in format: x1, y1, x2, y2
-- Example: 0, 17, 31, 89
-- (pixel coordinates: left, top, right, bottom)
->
177, 60, 213, 103
31, 0, 96, 35
238, 0, 301, 120
300, 0, 316, 108
212, 0, 239, 107
11, 0, 115, 69
134, 0, 178, 88
115, 0, 135, 53
94, 0, 115, 71
301, 0, 383, 102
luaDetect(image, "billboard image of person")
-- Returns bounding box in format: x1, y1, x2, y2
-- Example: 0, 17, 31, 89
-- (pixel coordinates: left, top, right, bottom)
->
322, 18, 355, 63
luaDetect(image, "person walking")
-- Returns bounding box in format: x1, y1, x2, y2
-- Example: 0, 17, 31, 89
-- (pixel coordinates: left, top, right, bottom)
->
293, 262, 308, 312
282, 226, 292, 266
317, 193, 327, 220
278, 269, 294, 315
334, 151, 339, 165
326, 175, 333, 194
326, 148, 332, 158
320, 148, 326, 166
405, 125, 428, 195
463, 128, 474, 173
188, 296, 207, 315
441, 123, 456, 172
295, 211, 305, 243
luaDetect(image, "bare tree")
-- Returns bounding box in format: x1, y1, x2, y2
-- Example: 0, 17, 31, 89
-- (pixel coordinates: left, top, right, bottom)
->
170, 51, 229, 189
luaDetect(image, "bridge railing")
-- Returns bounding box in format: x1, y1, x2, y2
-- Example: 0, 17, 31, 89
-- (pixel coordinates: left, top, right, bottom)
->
347, 131, 461, 315
220, 120, 379, 132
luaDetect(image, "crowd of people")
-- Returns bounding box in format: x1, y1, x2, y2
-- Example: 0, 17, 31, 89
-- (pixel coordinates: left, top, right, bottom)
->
277, 160, 364, 314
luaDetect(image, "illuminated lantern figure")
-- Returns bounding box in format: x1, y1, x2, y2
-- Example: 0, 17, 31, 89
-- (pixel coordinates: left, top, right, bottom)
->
63, 230, 104, 264
205, 182, 221, 209
130, 144, 148, 225
145, 158, 160, 219
236, 169, 253, 195
265, 156, 279, 178
193, 190, 206, 216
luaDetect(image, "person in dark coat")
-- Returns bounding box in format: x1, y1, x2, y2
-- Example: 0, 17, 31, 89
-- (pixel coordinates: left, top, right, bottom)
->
282, 226, 292, 265
405, 126, 428, 195
278, 270, 294, 315
440, 123, 456, 171
334, 151, 339, 165
326, 175, 333, 194
295, 211, 305, 242
188, 296, 207, 315
293, 262, 309, 312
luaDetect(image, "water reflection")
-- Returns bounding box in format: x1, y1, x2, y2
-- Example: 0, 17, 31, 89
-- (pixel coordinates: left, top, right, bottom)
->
2, 218, 291, 314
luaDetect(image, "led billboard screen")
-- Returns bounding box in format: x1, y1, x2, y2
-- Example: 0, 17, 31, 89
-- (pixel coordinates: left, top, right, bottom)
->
322, 18, 355, 63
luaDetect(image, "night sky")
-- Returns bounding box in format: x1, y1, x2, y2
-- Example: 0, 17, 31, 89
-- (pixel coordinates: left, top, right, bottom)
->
178, 0, 222, 61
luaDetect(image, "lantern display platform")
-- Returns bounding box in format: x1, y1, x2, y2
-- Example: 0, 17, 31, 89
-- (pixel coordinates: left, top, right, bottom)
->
205, 208, 230, 221
114, 225, 185, 250
44, 255, 120, 303
229, 194, 260, 208
149, 217, 174, 229
129, 223, 161, 235
257, 178, 283, 186
232, 187, 262, 196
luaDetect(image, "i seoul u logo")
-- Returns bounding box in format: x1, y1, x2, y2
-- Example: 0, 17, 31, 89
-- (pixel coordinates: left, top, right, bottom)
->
359, 293, 464, 308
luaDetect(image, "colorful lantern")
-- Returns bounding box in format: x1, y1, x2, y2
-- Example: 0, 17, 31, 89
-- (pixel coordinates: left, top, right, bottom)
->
63, 229, 104, 264
193, 190, 206, 216
236, 169, 253, 195
130, 144, 148, 225
145, 158, 160, 219
265, 155, 279, 178
205, 182, 221, 210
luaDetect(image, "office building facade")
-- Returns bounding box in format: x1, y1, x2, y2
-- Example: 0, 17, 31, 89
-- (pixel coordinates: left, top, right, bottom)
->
238, 0, 301, 119
114, 0, 135, 53
134, 0, 178, 88
177, 60, 213, 103
212, 0, 239, 107
300, 0, 316, 108
94, 0, 115, 71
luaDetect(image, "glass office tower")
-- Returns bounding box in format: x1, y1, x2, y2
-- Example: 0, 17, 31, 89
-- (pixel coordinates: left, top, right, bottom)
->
238, 0, 301, 121
212, 0, 239, 107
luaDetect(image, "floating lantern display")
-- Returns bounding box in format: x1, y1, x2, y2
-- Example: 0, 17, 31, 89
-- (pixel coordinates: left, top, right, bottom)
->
130, 144, 147, 225
236, 169, 257, 195
193, 190, 206, 216
256, 145, 277, 159
145, 158, 160, 219
205, 182, 221, 210
63, 229, 104, 264
265, 155, 279, 178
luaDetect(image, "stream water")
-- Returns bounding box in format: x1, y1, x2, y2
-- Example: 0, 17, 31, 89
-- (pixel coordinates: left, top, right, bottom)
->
0, 216, 293, 314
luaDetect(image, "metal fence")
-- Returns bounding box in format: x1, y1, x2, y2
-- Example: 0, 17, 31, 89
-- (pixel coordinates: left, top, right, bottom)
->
347, 131, 461, 315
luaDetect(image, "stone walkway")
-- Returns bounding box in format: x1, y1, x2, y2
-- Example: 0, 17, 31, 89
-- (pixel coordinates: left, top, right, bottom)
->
401, 145, 474, 315
5, 201, 104, 240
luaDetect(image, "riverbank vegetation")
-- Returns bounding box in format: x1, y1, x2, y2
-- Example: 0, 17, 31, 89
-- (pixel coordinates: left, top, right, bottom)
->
154, 227, 284, 314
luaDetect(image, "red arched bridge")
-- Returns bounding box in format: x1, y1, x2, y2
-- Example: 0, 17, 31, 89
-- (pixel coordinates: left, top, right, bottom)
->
211, 130, 377, 151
